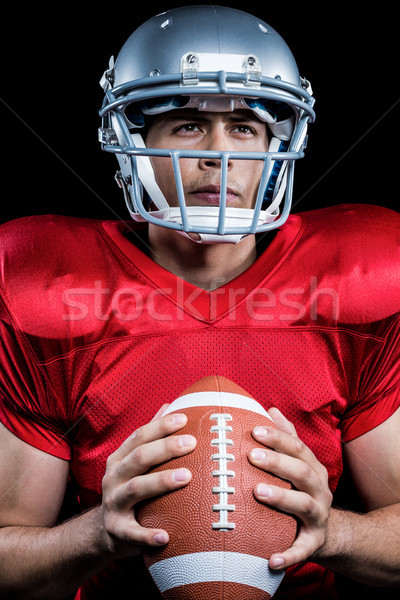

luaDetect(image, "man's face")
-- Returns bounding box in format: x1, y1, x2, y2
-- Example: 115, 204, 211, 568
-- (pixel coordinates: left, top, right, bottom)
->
145, 108, 269, 211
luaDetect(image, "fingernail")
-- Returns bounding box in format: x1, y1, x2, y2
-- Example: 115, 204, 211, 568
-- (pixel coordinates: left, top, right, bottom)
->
253, 426, 268, 440
178, 434, 195, 448
271, 557, 284, 569
172, 413, 187, 425
154, 532, 168, 544
256, 483, 273, 498
172, 468, 191, 482
250, 448, 266, 461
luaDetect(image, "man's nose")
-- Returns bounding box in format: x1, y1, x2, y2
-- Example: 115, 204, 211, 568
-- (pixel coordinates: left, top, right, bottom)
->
198, 129, 233, 171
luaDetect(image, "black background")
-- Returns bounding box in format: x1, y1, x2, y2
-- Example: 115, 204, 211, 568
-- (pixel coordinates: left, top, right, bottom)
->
1, 3, 399, 597
1, 2, 399, 224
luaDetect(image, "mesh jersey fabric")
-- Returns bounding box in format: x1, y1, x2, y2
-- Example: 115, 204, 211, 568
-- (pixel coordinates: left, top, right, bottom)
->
0, 203, 399, 599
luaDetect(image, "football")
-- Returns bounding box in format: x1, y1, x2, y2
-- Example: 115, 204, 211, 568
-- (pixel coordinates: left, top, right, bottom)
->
136, 375, 297, 599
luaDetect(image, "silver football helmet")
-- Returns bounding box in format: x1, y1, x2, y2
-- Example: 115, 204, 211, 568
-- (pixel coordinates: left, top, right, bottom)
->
99, 5, 316, 243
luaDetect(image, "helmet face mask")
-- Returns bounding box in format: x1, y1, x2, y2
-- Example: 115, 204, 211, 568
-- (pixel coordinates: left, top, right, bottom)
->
99, 5, 315, 244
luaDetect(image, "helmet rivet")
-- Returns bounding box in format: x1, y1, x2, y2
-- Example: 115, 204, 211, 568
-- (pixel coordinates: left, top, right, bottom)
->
150, 69, 161, 77
275, 74, 282, 80
247, 56, 256, 66
186, 54, 197, 64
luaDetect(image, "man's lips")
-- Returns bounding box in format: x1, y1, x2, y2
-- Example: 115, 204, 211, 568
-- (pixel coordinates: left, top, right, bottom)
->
190, 185, 239, 206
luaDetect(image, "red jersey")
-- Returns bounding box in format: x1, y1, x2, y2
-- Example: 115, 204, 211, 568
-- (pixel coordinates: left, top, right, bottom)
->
0, 203, 399, 599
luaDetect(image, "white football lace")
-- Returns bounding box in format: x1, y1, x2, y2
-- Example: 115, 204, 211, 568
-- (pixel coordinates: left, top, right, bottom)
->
210, 413, 236, 530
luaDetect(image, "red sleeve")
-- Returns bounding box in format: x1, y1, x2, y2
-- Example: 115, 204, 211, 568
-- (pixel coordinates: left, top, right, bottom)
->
341, 313, 400, 442
0, 296, 71, 460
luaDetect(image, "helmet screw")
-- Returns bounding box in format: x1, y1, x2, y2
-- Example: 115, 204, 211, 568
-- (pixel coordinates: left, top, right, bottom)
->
150, 69, 161, 77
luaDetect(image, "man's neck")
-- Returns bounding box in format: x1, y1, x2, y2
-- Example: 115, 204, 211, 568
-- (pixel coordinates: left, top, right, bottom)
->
147, 225, 258, 291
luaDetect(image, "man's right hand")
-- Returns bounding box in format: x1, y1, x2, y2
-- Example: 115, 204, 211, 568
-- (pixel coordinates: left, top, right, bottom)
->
101, 411, 196, 556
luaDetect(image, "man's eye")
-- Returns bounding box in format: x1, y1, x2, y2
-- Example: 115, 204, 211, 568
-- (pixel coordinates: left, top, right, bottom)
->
234, 125, 255, 135
175, 123, 200, 133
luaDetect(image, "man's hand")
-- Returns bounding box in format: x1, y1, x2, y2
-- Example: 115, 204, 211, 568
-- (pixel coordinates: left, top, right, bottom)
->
248, 407, 333, 569
101, 411, 196, 557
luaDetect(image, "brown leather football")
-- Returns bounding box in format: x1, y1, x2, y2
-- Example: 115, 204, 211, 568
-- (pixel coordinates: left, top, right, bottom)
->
136, 375, 297, 599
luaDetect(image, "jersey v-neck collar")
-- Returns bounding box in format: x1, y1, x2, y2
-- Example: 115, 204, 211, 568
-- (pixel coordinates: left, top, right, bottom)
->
101, 217, 303, 322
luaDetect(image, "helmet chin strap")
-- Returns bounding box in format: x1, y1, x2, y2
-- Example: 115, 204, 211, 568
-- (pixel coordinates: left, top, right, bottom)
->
180, 231, 246, 245
131, 134, 170, 210
186, 233, 244, 244
127, 133, 285, 244
142, 206, 281, 244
